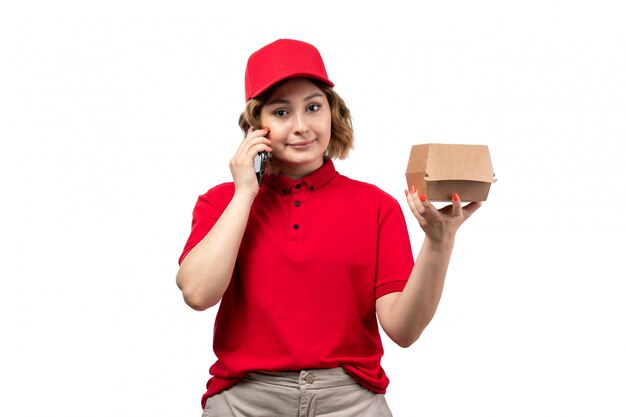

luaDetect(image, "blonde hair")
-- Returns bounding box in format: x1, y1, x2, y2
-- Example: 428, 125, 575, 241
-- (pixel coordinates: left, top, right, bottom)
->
238, 79, 354, 169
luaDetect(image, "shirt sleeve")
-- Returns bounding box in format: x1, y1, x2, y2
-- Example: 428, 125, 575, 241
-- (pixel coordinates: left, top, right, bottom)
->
178, 183, 235, 265
375, 196, 415, 299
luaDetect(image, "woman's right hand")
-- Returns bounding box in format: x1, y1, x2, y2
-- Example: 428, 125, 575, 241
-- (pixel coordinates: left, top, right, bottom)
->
229, 127, 272, 197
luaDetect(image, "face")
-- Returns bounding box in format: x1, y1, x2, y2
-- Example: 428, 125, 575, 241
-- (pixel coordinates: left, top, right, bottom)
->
260, 77, 332, 179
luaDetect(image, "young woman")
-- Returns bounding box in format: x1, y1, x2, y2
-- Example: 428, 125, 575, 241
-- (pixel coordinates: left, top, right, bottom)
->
176, 38, 482, 417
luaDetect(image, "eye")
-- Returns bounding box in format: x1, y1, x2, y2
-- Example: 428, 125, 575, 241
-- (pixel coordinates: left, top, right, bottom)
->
273, 109, 288, 117
307, 103, 321, 112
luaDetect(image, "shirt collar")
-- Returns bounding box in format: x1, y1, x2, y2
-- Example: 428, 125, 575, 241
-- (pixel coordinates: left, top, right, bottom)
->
264, 159, 337, 195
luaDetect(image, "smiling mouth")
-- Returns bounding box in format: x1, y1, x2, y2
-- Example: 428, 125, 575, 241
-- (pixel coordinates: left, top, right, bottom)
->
288, 139, 316, 149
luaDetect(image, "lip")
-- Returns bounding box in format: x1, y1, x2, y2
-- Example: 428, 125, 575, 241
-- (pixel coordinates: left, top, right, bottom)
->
288, 139, 316, 149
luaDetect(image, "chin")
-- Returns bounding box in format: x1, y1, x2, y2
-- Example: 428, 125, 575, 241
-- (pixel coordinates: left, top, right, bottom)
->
273, 154, 325, 172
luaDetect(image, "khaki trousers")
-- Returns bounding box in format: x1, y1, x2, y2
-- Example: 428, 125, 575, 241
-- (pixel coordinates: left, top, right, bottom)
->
201, 368, 393, 417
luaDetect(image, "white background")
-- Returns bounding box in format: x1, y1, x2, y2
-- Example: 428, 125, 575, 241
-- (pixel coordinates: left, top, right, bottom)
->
1, 1, 625, 416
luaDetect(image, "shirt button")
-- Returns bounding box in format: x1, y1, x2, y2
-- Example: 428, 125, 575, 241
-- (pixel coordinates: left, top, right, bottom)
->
281, 189, 288, 195
309, 186, 314, 191
305, 374, 314, 384
293, 224, 299, 230
295, 183, 302, 189
294, 201, 301, 207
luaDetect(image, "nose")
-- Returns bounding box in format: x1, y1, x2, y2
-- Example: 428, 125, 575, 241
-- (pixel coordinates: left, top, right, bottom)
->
292, 111, 309, 135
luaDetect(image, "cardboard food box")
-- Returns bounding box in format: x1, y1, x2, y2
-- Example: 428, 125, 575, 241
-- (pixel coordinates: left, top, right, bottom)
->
405, 143, 496, 202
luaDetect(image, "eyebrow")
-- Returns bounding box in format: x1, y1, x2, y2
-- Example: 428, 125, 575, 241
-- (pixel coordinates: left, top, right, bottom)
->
267, 92, 324, 106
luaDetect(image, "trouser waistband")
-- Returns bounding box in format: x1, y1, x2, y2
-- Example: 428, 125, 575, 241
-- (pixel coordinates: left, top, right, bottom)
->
243, 368, 358, 390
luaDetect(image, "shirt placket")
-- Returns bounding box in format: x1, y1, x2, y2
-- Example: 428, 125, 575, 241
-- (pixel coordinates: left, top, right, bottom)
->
288, 182, 309, 244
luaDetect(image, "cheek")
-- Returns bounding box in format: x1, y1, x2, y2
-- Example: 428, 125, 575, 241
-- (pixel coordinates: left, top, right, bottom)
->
320, 120, 332, 141
264, 122, 286, 139
259, 115, 270, 130
320, 112, 332, 136
259, 111, 276, 130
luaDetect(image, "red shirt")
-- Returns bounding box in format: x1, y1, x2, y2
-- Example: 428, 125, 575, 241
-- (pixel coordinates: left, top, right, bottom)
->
179, 160, 414, 409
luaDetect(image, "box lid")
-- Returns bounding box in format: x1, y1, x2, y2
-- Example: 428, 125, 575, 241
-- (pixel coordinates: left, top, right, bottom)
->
407, 143, 496, 183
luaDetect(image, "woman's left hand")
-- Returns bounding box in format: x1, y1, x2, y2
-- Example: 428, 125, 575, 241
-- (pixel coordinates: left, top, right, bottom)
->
405, 188, 482, 244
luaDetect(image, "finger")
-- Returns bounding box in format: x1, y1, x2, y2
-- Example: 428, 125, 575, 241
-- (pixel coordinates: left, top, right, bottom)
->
412, 188, 444, 224
451, 193, 463, 217
462, 201, 482, 219
242, 126, 255, 142
237, 130, 271, 155
410, 187, 444, 229
404, 188, 419, 215
409, 186, 428, 214
405, 188, 427, 225
235, 143, 272, 168
242, 127, 269, 143
231, 137, 272, 169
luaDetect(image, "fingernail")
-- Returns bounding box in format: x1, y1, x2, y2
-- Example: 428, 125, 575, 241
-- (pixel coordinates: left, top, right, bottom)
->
419, 193, 426, 202
452, 193, 460, 202
263, 128, 270, 132
411, 186, 416, 194
404, 190, 409, 196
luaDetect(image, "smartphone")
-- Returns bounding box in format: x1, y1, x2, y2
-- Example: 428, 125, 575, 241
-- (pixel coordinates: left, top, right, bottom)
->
254, 151, 268, 186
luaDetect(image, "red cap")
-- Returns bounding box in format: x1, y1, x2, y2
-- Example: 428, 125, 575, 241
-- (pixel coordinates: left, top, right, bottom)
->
244, 39, 334, 101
